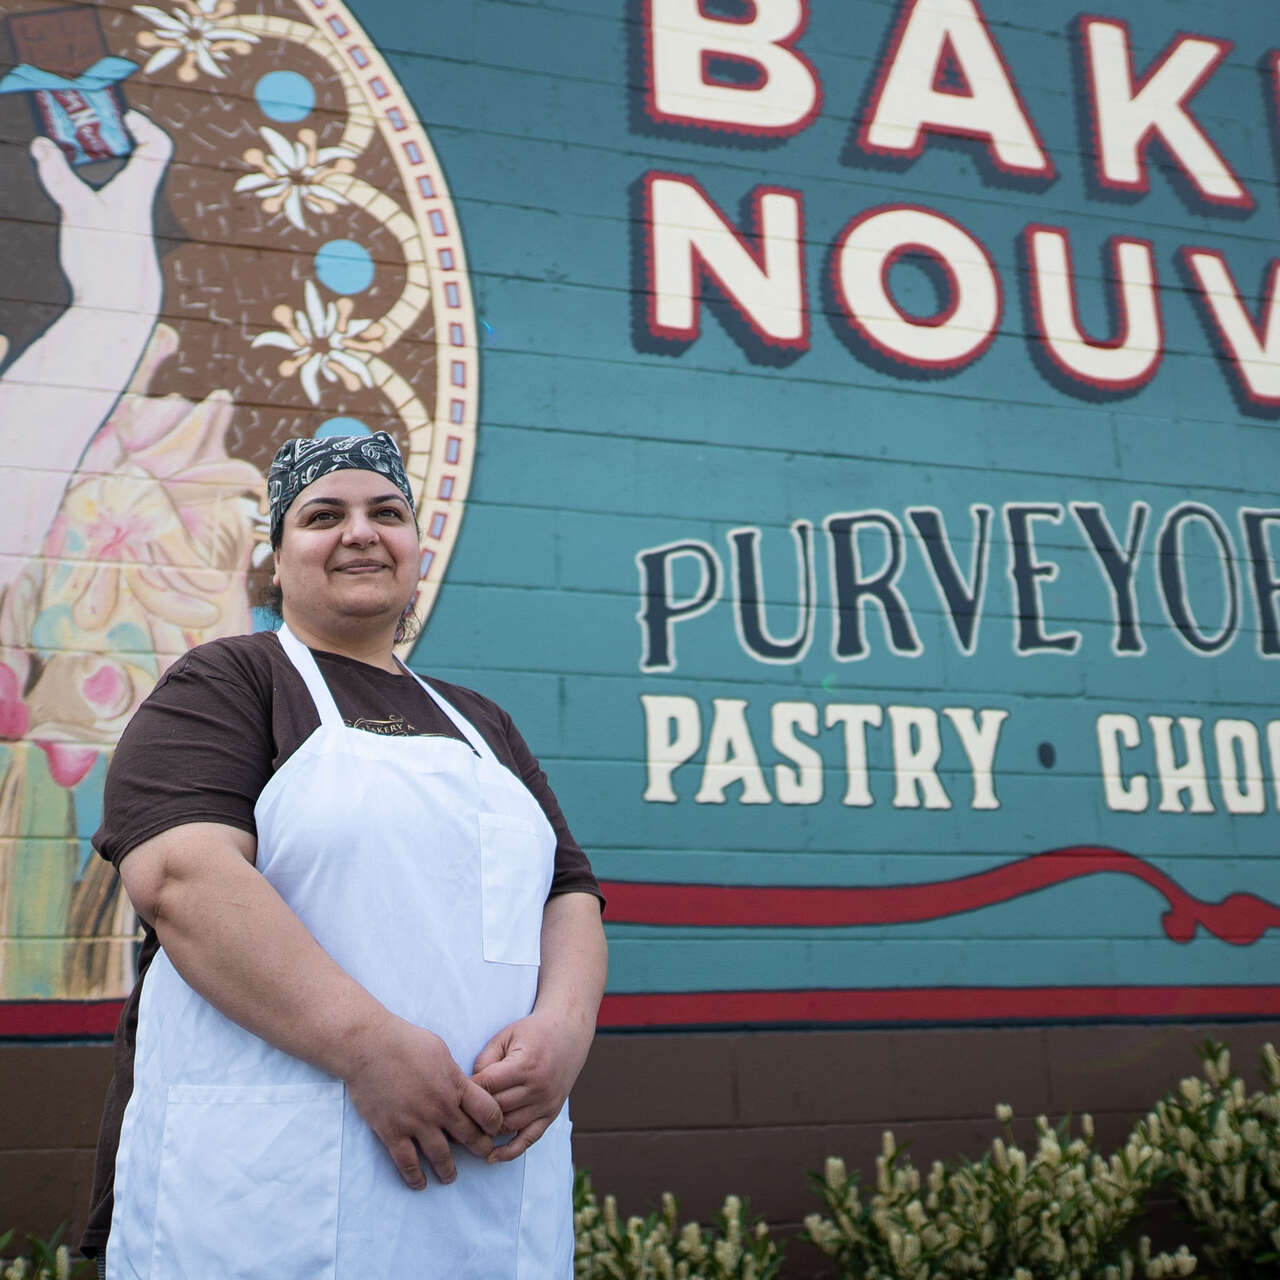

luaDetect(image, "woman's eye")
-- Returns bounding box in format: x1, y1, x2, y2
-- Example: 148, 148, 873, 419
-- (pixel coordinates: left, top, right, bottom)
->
376, 507, 405, 519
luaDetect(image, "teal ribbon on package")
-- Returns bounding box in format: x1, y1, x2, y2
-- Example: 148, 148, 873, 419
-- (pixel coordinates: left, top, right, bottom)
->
0, 57, 137, 165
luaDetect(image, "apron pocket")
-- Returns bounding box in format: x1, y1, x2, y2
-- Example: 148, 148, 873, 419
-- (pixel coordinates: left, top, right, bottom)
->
518, 1106, 575, 1278
150, 1081, 343, 1279
479, 812, 549, 965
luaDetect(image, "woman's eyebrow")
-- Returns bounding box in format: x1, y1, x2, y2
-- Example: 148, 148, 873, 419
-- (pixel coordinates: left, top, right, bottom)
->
296, 492, 409, 512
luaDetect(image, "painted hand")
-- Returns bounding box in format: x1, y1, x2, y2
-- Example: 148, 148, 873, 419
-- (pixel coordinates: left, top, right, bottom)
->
29, 109, 172, 311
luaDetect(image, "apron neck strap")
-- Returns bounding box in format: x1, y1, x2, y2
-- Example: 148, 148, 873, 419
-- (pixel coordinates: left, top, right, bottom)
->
276, 624, 498, 763
398, 662, 497, 764
276, 624, 345, 728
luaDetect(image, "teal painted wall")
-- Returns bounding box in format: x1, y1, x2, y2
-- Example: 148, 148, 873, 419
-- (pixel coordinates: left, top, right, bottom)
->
394, 0, 1280, 1022
1, 0, 1278, 1028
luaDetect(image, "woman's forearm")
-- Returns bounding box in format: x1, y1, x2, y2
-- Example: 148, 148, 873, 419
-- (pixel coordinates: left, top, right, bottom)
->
533, 892, 608, 1039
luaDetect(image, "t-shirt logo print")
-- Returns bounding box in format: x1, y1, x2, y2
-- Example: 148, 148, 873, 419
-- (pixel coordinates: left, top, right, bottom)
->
348, 714, 416, 737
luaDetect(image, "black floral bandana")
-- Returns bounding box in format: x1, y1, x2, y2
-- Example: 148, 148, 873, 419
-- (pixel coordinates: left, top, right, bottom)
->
267, 432, 415, 545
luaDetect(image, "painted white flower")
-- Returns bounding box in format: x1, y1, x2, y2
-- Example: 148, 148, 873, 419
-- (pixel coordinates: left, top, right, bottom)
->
251, 280, 384, 406
133, 0, 258, 83
234, 128, 356, 233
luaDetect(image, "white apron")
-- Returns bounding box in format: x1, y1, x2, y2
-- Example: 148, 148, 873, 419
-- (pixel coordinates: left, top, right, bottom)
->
107, 626, 573, 1278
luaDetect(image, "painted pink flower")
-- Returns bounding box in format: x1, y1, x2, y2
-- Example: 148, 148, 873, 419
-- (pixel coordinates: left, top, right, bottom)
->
37, 742, 98, 789
0, 662, 30, 741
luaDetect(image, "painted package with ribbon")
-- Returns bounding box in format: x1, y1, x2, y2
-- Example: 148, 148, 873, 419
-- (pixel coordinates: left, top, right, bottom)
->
2, 9, 135, 164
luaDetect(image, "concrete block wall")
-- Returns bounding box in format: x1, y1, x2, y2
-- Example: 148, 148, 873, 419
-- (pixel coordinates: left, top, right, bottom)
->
5, 1020, 1280, 1273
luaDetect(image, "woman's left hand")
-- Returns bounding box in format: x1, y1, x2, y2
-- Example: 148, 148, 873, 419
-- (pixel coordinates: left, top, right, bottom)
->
470, 892, 607, 1161
470, 1008, 590, 1161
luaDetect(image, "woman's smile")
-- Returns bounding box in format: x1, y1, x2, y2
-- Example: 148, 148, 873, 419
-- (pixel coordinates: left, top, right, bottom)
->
334, 558, 391, 573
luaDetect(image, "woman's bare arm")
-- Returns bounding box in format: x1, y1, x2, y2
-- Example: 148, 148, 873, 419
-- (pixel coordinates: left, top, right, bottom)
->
119, 820, 503, 1187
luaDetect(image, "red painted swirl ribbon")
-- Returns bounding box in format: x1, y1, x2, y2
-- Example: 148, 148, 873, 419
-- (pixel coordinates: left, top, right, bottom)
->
600, 846, 1280, 945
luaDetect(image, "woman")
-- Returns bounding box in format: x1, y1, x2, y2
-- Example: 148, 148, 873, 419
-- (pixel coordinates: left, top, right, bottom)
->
86, 432, 607, 1278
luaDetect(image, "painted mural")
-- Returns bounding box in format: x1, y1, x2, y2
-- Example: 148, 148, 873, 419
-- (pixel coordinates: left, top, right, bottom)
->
2, 0, 1279, 1033
0, 0, 477, 1018
599, 0, 1280, 1026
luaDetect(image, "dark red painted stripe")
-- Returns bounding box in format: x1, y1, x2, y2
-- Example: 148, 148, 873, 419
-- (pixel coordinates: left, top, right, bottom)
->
596, 986, 1280, 1027
600, 846, 1280, 945
4, 988, 1278, 1038
0, 1000, 124, 1037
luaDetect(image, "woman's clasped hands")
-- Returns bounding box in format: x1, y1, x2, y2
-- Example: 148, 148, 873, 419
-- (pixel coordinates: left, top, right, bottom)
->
343, 1006, 588, 1188
341, 1010, 503, 1190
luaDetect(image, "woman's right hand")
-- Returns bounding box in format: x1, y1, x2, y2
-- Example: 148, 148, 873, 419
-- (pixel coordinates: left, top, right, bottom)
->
343, 1011, 505, 1189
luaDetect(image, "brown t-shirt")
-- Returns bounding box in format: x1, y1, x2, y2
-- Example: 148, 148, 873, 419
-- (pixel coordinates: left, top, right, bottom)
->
82, 630, 601, 1254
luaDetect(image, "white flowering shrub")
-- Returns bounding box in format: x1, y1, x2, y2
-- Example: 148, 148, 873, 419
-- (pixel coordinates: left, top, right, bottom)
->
1138, 1039, 1280, 1279
573, 1171, 782, 1280
803, 1115, 1196, 1280
0, 1229, 85, 1280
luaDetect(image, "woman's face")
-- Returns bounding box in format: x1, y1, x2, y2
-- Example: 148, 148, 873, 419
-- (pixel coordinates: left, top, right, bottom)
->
273, 467, 420, 643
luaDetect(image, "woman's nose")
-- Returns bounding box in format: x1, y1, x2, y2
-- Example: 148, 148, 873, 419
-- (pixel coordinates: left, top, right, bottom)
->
342, 512, 379, 544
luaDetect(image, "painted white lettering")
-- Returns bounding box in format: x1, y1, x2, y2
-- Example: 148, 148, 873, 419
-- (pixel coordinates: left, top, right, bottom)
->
824, 703, 883, 806
646, 175, 806, 348
1149, 714, 1214, 814
1096, 712, 1149, 812
1026, 228, 1161, 391
695, 697, 772, 804
832, 205, 1001, 370
942, 706, 1007, 809
641, 694, 702, 802
1270, 721, 1280, 811
647, 0, 820, 134
1214, 718, 1265, 815
771, 700, 823, 804
888, 705, 950, 809
1182, 252, 1280, 409
861, 0, 1050, 175
1081, 20, 1248, 207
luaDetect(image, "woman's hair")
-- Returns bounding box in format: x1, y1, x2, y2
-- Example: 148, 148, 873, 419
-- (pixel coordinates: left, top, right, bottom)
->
257, 581, 421, 645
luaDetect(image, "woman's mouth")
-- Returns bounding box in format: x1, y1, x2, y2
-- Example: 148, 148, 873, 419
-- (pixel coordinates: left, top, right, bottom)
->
335, 560, 389, 573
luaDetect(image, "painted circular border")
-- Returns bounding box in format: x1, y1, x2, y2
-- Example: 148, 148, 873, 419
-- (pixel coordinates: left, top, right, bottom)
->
295, 0, 478, 644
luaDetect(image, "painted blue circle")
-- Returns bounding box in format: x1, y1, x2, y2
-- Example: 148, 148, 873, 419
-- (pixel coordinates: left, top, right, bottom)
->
254, 71, 315, 123
315, 417, 370, 438
314, 240, 374, 295
251, 605, 280, 633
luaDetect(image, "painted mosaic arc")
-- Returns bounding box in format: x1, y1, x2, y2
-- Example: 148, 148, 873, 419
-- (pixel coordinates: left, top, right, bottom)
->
0, 0, 477, 1005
